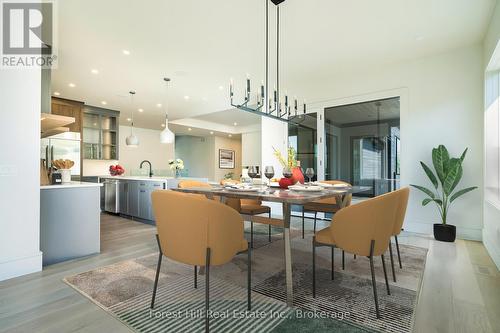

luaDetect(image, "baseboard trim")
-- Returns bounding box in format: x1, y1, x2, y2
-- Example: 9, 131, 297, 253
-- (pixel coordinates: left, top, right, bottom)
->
403, 221, 482, 241
0, 251, 43, 282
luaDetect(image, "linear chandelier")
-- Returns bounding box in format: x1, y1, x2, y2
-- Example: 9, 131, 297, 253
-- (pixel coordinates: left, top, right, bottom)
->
229, 0, 306, 123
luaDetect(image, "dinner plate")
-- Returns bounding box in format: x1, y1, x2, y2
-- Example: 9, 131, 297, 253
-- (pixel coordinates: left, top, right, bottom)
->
312, 182, 334, 188
288, 185, 323, 192
225, 187, 259, 192
333, 184, 349, 188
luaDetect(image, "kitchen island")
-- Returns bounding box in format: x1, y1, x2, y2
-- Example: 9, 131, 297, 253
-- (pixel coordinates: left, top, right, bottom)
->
98, 176, 208, 223
40, 182, 102, 266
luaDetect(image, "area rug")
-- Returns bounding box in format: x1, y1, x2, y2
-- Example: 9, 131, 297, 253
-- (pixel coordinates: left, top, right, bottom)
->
63, 240, 426, 333
252, 245, 428, 333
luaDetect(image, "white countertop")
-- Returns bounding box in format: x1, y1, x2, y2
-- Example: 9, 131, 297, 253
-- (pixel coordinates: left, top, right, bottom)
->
98, 176, 173, 182
41, 182, 104, 190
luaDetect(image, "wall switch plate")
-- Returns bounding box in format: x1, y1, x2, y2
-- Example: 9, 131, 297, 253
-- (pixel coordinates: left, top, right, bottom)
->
0, 165, 18, 176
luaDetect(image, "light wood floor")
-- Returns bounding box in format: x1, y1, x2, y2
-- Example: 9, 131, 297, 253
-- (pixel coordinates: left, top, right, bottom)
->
0, 213, 498, 333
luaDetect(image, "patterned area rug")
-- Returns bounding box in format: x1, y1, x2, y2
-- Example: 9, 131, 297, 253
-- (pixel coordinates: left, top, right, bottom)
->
253, 247, 427, 333
64, 254, 292, 333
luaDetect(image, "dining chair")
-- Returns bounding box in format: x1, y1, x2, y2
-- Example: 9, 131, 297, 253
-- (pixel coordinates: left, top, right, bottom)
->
302, 180, 352, 238
312, 187, 409, 319
220, 179, 276, 248
151, 190, 251, 333
388, 187, 410, 282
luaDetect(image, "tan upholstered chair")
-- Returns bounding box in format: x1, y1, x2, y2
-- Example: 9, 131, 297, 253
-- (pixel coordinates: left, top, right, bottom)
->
312, 188, 409, 319
151, 190, 251, 332
178, 180, 211, 189
221, 179, 275, 248
302, 180, 352, 238
388, 187, 410, 282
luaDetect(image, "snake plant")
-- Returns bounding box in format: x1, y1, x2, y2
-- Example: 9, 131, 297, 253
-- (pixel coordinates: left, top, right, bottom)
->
411, 145, 477, 225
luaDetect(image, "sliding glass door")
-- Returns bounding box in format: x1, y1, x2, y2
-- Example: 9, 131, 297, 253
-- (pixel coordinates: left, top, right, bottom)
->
324, 98, 400, 197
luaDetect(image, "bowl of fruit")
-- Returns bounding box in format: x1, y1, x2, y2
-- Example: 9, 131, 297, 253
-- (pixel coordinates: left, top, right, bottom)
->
109, 164, 125, 176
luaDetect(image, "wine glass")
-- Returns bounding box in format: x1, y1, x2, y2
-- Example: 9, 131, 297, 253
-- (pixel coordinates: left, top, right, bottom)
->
305, 168, 315, 183
264, 166, 275, 185
283, 166, 293, 179
248, 166, 258, 185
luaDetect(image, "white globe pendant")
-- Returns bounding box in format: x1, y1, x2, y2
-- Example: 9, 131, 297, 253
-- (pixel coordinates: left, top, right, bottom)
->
126, 133, 139, 147
160, 124, 175, 144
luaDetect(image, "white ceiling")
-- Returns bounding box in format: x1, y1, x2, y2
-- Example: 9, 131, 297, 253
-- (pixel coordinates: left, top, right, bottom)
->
51, 0, 496, 130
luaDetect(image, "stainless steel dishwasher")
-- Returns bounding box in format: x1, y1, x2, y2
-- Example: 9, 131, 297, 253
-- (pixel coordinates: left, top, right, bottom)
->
104, 179, 120, 213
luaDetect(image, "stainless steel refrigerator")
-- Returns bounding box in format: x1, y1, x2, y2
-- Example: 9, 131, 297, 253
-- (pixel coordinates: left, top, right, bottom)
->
41, 132, 81, 178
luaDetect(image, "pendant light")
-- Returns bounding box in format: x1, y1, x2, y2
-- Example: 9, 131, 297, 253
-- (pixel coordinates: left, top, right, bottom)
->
160, 77, 175, 144
126, 91, 139, 147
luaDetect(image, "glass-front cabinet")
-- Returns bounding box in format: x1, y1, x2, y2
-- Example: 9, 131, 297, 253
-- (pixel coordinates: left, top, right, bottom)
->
83, 107, 120, 160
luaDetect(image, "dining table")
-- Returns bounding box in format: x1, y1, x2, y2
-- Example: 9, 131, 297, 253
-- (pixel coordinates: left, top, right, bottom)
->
172, 184, 368, 307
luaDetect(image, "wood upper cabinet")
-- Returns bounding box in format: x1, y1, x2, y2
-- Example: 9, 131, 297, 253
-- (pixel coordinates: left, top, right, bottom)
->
51, 97, 84, 133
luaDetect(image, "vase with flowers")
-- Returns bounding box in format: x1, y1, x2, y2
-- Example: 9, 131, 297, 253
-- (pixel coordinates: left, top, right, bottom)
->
169, 158, 184, 178
273, 146, 304, 188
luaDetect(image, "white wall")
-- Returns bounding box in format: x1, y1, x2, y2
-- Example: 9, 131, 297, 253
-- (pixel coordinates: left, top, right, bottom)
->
304, 44, 484, 240
83, 125, 175, 176
0, 69, 43, 281
483, 2, 500, 269
242, 130, 261, 167
261, 117, 288, 215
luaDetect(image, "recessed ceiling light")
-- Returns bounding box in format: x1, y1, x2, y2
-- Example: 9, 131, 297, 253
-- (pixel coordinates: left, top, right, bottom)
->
138, 108, 144, 112
93, 123, 97, 126
91, 69, 99, 74
210, 131, 214, 135
156, 103, 162, 108
233, 122, 238, 126
228, 134, 232, 137
101, 101, 107, 105
188, 128, 192, 131
53, 91, 60, 96
219, 86, 224, 91
68, 83, 76, 88
184, 95, 190, 100
161, 124, 165, 127
122, 49, 130, 55
126, 118, 132, 122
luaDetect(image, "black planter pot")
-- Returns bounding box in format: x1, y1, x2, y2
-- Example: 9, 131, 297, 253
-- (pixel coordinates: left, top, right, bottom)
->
433, 224, 456, 242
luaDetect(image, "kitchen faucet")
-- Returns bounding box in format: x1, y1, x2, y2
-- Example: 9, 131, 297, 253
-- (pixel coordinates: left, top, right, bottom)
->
140, 160, 153, 178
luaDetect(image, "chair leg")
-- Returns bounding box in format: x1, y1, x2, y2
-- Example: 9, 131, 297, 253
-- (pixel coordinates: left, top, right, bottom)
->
369, 240, 380, 319
313, 212, 317, 234
151, 234, 163, 309
395, 235, 402, 269
302, 209, 305, 239
381, 255, 391, 295
342, 250, 345, 270
247, 242, 252, 311
205, 248, 211, 333
268, 211, 272, 242
312, 236, 316, 298
388, 240, 396, 282
250, 221, 254, 249
194, 265, 198, 289
354, 254, 357, 259
331, 246, 335, 280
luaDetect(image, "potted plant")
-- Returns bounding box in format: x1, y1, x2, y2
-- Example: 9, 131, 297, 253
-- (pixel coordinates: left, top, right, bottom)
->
411, 145, 477, 242
169, 159, 184, 178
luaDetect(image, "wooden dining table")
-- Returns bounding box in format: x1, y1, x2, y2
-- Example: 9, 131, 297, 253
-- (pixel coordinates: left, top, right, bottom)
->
173, 184, 366, 307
